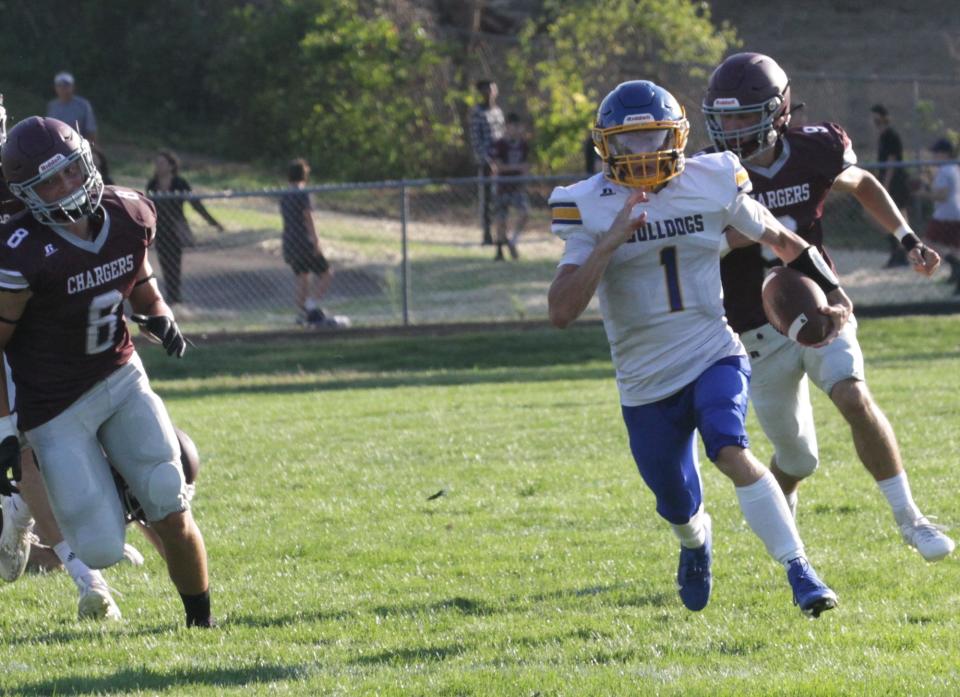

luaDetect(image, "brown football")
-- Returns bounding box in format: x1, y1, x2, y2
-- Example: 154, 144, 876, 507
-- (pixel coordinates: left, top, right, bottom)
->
761, 267, 832, 346
175, 426, 201, 485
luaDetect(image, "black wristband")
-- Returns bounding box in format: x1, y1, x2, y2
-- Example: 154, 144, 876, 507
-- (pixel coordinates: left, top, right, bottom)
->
787, 246, 840, 294
134, 273, 156, 288
900, 233, 921, 252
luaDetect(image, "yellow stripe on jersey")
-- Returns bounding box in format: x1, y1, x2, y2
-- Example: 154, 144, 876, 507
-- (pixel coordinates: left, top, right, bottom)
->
734, 166, 751, 193
550, 202, 582, 225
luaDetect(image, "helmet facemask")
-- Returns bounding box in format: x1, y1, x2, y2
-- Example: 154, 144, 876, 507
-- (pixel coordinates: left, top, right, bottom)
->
7, 137, 103, 227
703, 94, 788, 161
593, 110, 690, 188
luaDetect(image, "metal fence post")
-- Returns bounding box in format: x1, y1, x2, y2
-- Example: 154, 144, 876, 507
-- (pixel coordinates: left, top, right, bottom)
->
400, 181, 410, 326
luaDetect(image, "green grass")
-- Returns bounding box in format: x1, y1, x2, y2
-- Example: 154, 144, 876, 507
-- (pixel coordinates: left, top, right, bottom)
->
2, 317, 959, 695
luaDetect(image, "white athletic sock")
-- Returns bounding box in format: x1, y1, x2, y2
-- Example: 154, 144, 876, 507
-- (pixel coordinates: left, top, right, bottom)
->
53, 541, 99, 591
877, 472, 923, 526
736, 470, 805, 567
304, 298, 318, 311
8, 493, 34, 527
671, 506, 708, 549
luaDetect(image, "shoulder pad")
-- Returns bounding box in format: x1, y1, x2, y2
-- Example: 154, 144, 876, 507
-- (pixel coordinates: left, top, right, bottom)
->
549, 178, 595, 240
787, 122, 848, 152
106, 186, 157, 243
683, 151, 749, 205
787, 122, 856, 172
0, 217, 40, 291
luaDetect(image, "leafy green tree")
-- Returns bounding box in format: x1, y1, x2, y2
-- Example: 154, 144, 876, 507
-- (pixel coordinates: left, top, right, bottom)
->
509, 0, 738, 171
210, 0, 461, 180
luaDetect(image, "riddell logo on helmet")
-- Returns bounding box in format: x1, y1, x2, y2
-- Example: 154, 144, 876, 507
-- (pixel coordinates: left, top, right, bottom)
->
623, 114, 655, 124
38, 153, 67, 174
713, 98, 741, 107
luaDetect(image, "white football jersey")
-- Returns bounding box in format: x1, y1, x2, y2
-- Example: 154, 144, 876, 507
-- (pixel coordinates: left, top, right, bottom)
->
551, 151, 767, 406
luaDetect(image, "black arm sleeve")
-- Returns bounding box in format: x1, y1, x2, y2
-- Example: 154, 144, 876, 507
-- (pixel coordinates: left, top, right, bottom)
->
787, 246, 840, 293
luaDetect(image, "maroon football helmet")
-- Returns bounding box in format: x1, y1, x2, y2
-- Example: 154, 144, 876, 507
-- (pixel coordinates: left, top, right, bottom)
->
0, 116, 103, 226
702, 52, 792, 160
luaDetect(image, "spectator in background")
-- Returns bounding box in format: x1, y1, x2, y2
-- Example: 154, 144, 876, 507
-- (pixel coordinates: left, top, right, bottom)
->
146, 150, 223, 306
468, 79, 505, 246
871, 104, 911, 268
489, 113, 530, 261
280, 158, 336, 326
46, 72, 97, 144
916, 138, 960, 290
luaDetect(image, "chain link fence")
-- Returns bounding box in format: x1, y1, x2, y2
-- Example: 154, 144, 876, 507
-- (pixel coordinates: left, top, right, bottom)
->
148, 160, 960, 334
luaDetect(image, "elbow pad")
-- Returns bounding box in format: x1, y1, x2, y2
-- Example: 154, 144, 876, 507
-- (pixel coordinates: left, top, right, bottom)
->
787, 246, 840, 293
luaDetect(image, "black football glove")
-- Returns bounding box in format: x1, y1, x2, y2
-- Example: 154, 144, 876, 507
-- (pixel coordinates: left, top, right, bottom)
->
131, 313, 187, 358
0, 435, 21, 496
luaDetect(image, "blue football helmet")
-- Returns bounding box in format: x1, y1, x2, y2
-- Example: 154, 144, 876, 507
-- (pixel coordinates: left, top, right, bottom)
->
592, 81, 689, 188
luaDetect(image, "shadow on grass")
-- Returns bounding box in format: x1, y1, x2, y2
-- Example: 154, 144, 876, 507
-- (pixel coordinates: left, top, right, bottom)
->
3, 622, 175, 647
11, 664, 307, 696
156, 364, 616, 399
3, 609, 354, 650
364, 584, 656, 623
351, 643, 467, 666
141, 325, 611, 384
371, 596, 495, 619
530, 583, 675, 611
225, 608, 355, 628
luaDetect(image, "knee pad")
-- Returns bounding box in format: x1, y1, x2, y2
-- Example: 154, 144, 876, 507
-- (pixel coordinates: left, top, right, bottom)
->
143, 460, 187, 519
774, 441, 819, 479
74, 533, 125, 570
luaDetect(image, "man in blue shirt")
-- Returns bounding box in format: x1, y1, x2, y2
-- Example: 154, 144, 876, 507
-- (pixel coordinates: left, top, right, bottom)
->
46, 72, 97, 144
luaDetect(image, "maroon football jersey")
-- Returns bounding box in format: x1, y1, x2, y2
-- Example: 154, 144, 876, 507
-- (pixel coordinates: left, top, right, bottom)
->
0, 186, 156, 430
719, 122, 856, 333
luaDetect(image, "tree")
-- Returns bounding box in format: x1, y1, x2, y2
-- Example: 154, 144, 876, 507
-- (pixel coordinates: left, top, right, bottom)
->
509, 0, 738, 171
209, 0, 462, 180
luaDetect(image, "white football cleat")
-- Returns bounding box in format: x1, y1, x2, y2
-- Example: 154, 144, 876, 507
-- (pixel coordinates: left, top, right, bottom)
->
121, 543, 145, 566
900, 517, 956, 562
0, 496, 36, 582
78, 579, 122, 621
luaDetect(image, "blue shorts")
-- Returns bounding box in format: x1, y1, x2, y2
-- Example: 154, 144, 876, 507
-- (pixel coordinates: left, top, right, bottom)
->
621, 355, 751, 525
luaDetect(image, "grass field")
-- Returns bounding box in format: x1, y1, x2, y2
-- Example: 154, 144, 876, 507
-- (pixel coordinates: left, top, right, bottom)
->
1, 317, 959, 696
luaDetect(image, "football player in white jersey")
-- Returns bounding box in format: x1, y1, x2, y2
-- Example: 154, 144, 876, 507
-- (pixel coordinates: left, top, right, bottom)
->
548, 80, 853, 616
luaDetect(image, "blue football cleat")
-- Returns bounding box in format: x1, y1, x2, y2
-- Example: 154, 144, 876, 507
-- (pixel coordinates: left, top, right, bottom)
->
787, 557, 838, 618
677, 513, 712, 611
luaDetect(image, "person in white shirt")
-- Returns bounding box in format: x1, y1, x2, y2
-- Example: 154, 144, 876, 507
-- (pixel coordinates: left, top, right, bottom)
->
918, 138, 960, 289
548, 80, 852, 616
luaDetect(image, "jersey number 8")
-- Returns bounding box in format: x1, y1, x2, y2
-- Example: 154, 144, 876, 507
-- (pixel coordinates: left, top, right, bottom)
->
86, 289, 123, 355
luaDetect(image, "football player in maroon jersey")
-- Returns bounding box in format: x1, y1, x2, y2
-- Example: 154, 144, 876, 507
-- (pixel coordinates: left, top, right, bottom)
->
0, 102, 140, 621
0, 116, 214, 627
702, 53, 953, 562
